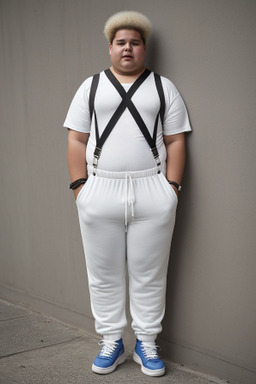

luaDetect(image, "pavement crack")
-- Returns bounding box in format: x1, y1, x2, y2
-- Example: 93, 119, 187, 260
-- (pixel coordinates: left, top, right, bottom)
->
0, 336, 84, 359
0, 315, 31, 323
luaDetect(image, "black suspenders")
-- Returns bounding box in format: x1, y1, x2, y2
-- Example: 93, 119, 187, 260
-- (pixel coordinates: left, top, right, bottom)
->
89, 72, 99, 121
89, 69, 165, 173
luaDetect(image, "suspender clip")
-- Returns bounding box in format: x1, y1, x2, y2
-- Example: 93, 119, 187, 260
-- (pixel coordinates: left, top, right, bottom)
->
93, 147, 102, 168
151, 147, 161, 167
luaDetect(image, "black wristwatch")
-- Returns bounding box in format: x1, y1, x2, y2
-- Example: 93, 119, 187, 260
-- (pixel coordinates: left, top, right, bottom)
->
167, 180, 182, 192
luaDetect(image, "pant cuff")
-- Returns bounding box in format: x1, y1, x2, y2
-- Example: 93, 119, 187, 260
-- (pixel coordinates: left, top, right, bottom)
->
136, 334, 157, 342
103, 333, 123, 341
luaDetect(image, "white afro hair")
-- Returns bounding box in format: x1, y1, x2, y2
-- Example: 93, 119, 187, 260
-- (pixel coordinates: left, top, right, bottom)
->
104, 11, 152, 44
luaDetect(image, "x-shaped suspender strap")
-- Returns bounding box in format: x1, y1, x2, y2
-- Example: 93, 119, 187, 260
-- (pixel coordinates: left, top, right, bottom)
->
92, 68, 162, 169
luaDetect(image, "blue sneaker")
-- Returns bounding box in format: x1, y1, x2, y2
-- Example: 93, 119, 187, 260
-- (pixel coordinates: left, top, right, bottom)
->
133, 339, 165, 376
92, 338, 126, 374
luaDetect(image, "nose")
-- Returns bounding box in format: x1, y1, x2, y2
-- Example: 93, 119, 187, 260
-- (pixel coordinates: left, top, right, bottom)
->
124, 42, 132, 51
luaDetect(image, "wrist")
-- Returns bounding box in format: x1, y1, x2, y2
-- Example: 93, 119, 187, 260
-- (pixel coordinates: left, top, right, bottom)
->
69, 178, 87, 190
167, 180, 182, 192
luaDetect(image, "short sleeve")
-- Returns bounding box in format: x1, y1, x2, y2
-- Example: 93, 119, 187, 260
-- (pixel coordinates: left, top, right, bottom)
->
161, 77, 191, 136
63, 77, 93, 133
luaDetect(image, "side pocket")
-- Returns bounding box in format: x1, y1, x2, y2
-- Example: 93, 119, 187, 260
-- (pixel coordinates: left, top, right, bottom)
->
75, 177, 91, 205
160, 173, 178, 203
169, 182, 179, 202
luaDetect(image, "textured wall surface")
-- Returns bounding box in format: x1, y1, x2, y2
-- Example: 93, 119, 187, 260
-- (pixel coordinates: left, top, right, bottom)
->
0, 1, 255, 383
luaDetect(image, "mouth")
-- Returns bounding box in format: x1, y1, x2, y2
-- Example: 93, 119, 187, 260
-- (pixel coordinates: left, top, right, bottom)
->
122, 55, 133, 59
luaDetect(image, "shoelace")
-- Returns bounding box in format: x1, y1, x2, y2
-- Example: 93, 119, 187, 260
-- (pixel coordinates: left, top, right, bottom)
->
98, 339, 118, 358
141, 342, 160, 360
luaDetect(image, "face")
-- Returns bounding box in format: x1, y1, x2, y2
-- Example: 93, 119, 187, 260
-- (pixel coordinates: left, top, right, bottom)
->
109, 29, 146, 76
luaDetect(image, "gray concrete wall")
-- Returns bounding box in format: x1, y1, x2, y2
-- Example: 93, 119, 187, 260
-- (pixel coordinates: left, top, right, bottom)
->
0, 1, 255, 383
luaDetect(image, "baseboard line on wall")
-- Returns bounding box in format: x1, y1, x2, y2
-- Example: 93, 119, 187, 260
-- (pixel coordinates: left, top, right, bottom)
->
1, 284, 255, 384
0, 284, 95, 334
159, 336, 256, 384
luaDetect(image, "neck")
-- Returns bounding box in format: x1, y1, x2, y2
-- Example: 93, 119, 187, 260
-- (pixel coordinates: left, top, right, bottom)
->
110, 66, 146, 83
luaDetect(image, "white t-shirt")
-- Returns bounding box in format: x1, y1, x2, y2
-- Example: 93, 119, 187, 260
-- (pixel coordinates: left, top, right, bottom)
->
64, 71, 191, 172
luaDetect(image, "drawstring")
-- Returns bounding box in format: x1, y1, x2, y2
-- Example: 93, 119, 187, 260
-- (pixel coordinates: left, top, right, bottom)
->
124, 174, 135, 232
87, 164, 165, 232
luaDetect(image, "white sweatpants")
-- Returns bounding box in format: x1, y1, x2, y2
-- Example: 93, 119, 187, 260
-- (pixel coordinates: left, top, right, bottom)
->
76, 165, 178, 342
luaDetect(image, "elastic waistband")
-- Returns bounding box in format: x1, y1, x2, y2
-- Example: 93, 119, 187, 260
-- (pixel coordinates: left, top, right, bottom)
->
87, 164, 166, 179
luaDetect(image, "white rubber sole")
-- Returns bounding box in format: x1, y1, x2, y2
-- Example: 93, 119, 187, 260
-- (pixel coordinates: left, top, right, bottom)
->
92, 352, 126, 375
133, 352, 165, 377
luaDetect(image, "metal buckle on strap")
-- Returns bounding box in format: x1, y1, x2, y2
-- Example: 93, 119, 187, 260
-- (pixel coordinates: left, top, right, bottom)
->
151, 147, 161, 168
93, 147, 102, 175
93, 147, 102, 167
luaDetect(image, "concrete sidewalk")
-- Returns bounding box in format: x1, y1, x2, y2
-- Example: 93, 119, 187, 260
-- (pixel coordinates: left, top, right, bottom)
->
0, 298, 228, 384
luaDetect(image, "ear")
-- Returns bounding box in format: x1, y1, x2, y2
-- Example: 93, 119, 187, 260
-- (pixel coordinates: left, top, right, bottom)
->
109, 43, 112, 55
